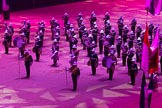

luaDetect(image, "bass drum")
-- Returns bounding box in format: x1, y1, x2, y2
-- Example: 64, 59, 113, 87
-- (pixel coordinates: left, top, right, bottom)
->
13, 37, 25, 48
102, 56, 107, 67
13, 37, 20, 47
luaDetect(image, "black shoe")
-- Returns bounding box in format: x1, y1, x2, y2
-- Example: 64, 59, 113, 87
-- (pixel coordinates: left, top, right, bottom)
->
25, 76, 30, 79
108, 78, 112, 80
73, 88, 76, 91
131, 83, 135, 85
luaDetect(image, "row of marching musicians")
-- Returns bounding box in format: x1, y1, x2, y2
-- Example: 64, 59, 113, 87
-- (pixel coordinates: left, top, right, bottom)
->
60, 12, 145, 90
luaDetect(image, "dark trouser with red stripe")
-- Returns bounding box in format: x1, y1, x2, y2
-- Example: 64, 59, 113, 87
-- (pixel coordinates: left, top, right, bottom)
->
72, 74, 78, 91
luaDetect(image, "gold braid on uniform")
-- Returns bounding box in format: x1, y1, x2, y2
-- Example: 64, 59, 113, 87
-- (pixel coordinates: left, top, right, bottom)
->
70, 67, 78, 74
25, 55, 30, 61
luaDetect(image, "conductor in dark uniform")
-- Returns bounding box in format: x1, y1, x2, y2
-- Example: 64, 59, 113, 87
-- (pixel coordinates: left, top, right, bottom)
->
24, 50, 33, 78
69, 62, 80, 91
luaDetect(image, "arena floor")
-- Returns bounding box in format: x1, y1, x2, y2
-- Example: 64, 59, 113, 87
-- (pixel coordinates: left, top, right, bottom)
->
0, 0, 162, 108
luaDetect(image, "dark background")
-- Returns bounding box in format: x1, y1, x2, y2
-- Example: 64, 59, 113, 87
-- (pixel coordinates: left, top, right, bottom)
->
0, 0, 85, 12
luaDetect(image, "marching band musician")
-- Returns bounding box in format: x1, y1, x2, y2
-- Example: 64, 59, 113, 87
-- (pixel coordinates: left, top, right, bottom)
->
69, 45, 79, 66
117, 16, 124, 36
64, 21, 70, 41
116, 36, 122, 58
135, 37, 142, 63
51, 19, 60, 40
109, 28, 116, 45
38, 21, 45, 46
3, 30, 10, 54
88, 48, 98, 75
127, 48, 135, 75
130, 18, 137, 34
91, 24, 99, 45
90, 11, 97, 29
76, 12, 83, 28
62, 12, 69, 27
78, 22, 86, 44
107, 51, 117, 80
122, 25, 129, 43
19, 20, 30, 44
5, 23, 14, 47
50, 17, 56, 30
33, 36, 42, 61
18, 33, 27, 58
129, 58, 138, 85
136, 24, 142, 38
99, 30, 105, 54
104, 20, 111, 35
121, 42, 128, 66
82, 28, 89, 50
86, 34, 94, 57
69, 34, 78, 53
128, 31, 135, 49
24, 50, 33, 78
19, 20, 27, 35
50, 17, 56, 40
51, 39, 59, 66
104, 12, 110, 25
26, 20, 31, 44
104, 36, 110, 56
50, 17, 60, 31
